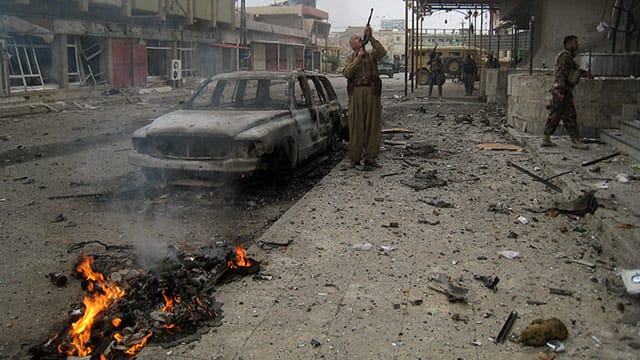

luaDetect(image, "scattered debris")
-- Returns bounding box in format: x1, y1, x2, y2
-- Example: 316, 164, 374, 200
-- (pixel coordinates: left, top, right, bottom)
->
402, 142, 436, 157
382, 128, 413, 134
527, 300, 547, 306
498, 250, 520, 259
496, 311, 518, 344
506, 161, 562, 193
428, 273, 468, 303
616, 173, 630, 183
380, 245, 398, 254
418, 198, 453, 208
255, 239, 293, 249
67, 240, 134, 253
352, 243, 373, 251
381, 172, 401, 178
488, 204, 511, 214
477, 143, 524, 151
48, 272, 68, 287
571, 259, 596, 269
401, 169, 447, 191
382, 222, 399, 228
538, 352, 557, 360
619, 269, 640, 294
474, 274, 500, 290
519, 318, 568, 346
549, 288, 573, 297
310, 338, 322, 348
517, 216, 529, 225
615, 223, 636, 229
507, 231, 519, 239
418, 219, 440, 225
51, 214, 66, 223
581, 151, 622, 167
546, 339, 566, 353
454, 114, 473, 124
384, 140, 407, 146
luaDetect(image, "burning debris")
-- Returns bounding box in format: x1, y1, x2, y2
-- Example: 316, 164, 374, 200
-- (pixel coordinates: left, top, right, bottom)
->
33, 243, 259, 359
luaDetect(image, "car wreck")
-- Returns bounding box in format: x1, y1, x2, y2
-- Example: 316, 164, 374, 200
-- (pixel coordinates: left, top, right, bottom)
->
129, 70, 346, 183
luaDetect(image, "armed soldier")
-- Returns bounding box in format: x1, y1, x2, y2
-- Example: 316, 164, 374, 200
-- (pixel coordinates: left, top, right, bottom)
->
427, 50, 444, 98
541, 35, 588, 149
342, 24, 387, 170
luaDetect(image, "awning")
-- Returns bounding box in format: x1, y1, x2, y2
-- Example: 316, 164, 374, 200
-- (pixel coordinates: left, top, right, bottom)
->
206, 42, 249, 50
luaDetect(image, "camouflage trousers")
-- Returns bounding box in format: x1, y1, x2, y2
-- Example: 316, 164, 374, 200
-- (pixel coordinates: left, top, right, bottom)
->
543, 89, 579, 139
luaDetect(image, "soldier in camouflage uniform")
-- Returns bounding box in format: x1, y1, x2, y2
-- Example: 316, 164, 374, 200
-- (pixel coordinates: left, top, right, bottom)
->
541, 35, 588, 149
342, 26, 387, 169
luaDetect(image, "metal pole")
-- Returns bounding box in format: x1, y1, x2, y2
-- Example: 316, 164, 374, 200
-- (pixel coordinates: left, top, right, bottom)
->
411, 0, 415, 93
404, 0, 408, 96
529, 16, 535, 75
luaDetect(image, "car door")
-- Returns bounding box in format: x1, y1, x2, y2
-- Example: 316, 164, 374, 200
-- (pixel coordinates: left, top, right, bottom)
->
289, 74, 320, 162
304, 76, 334, 150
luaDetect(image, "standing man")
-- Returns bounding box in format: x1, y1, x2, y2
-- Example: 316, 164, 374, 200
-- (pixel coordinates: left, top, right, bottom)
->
342, 25, 387, 169
485, 53, 499, 69
462, 53, 477, 96
427, 51, 444, 97
541, 35, 588, 149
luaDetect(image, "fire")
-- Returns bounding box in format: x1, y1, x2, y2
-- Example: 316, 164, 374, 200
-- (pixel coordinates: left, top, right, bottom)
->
124, 332, 153, 355
161, 289, 181, 312
59, 255, 125, 357
112, 317, 122, 327
227, 245, 252, 269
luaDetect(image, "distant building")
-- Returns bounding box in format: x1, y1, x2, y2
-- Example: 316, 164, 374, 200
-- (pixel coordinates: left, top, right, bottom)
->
380, 19, 404, 31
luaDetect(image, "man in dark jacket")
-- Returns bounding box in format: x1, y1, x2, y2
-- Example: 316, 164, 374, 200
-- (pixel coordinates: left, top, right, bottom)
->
541, 35, 588, 149
462, 54, 477, 96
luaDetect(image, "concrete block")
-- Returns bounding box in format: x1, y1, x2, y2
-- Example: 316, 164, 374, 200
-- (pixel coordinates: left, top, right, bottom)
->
621, 104, 640, 118
620, 119, 640, 140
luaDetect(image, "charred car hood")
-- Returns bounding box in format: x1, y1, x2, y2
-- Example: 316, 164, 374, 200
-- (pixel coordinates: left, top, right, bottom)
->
139, 110, 289, 137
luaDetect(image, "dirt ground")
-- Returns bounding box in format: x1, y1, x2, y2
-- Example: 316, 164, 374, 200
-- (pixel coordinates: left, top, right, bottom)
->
1, 77, 639, 359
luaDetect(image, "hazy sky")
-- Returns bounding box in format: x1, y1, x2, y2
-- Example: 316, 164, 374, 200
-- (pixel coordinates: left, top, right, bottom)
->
244, 0, 467, 31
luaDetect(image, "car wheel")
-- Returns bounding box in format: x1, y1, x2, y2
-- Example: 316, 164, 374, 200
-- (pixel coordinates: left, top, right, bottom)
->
416, 68, 430, 85
445, 59, 463, 77
265, 148, 291, 180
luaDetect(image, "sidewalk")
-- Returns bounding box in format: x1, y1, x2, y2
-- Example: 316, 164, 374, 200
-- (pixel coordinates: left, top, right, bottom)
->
137, 94, 640, 360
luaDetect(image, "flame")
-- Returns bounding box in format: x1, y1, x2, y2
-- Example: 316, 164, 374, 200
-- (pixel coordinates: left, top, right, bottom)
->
227, 245, 252, 269
112, 317, 122, 327
124, 332, 153, 355
161, 289, 181, 312
60, 255, 125, 357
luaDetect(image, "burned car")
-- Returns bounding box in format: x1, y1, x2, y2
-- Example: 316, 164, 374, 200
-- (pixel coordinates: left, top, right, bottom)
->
129, 70, 345, 182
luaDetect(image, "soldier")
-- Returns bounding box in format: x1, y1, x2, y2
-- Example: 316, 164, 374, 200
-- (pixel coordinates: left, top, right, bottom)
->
427, 51, 444, 97
342, 25, 387, 169
541, 35, 588, 149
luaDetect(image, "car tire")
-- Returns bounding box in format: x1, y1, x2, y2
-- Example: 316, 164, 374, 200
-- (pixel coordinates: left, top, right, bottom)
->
415, 68, 430, 85
265, 148, 291, 181
445, 59, 463, 77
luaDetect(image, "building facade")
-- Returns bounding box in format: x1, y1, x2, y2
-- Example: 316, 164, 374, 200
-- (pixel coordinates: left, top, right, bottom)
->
0, 0, 332, 96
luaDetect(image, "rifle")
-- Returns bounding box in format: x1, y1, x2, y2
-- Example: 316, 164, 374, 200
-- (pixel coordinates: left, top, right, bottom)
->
362, 8, 374, 47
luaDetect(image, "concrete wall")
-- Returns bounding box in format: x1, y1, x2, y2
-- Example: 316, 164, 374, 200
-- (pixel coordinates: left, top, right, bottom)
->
507, 72, 640, 138
531, 0, 640, 69
480, 68, 508, 106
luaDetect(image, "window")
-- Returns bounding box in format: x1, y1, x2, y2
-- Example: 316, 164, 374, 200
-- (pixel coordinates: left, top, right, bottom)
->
189, 78, 290, 110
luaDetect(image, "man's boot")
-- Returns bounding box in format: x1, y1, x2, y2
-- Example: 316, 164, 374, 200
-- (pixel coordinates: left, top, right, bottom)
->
571, 137, 589, 150
541, 134, 556, 147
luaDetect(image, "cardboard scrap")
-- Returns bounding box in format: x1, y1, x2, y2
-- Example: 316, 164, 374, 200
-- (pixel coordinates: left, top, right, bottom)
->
382, 128, 413, 134
477, 143, 524, 151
